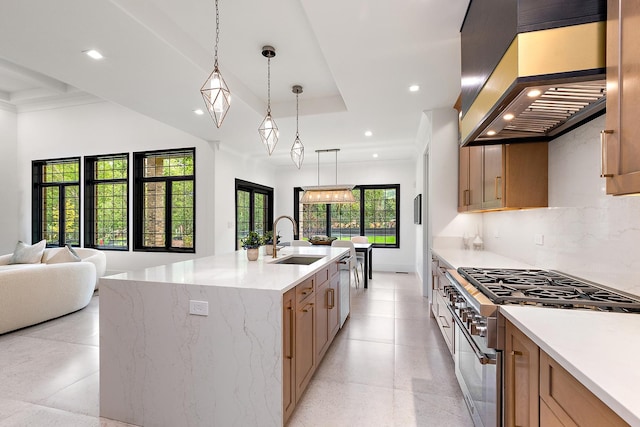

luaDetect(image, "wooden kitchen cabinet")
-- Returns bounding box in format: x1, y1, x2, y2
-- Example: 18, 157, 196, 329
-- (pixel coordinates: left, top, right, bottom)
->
282, 288, 296, 423
283, 263, 342, 423
603, 0, 640, 195
431, 256, 454, 355
315, 264, 340, 361
504, 320, 629, 427
504, 319, 539, 427
458, 142, 548, 212
295, 284, 315, 402
539, 351, 628, 427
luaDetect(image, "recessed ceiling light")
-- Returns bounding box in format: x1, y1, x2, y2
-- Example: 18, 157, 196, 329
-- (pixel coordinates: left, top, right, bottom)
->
527, 89, 541, 98
409, 85, 420, 92
373, 153, 379, 158
503, 113, 515, 121
487, 130, 497, 136
364, 130, 373, 137
193, 109, 204, 115
84, 49, 104, 60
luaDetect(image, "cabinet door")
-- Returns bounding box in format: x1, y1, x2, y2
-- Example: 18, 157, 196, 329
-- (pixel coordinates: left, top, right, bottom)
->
459, 146, 471, 212
504, 143, 548, 208
604, 0, 640, 195
295, 299, 315, 401
504, 320, 539, 427
315, 280, 329, 360
327, 272, 340, 341
282, 289, 296, 422
468, 146, 484, 210
482, 145, 504, 209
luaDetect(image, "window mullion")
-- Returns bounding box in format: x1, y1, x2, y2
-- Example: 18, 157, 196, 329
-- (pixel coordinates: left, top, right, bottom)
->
165, 178, 173, 249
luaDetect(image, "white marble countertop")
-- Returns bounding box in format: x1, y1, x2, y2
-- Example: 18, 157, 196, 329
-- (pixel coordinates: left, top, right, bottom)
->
501, 306, 640, 426
431, 247, 535, 270
102, 246, 349, 293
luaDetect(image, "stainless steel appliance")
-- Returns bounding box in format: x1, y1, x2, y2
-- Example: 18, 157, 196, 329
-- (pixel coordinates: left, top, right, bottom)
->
338, 253, 352, 328
443, 267, 640, 427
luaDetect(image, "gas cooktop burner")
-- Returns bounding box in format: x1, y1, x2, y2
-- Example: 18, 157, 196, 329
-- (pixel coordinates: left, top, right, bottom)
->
457, 267, 640, 312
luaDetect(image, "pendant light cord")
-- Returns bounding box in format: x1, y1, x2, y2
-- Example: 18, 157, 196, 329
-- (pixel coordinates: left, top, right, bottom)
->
214, 0, 220, 67
295, 92, 300, 138
267, 57, 272, 115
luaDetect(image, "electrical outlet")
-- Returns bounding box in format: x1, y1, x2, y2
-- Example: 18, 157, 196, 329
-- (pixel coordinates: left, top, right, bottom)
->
189, 300, 209, 316
534, 234, 544, 246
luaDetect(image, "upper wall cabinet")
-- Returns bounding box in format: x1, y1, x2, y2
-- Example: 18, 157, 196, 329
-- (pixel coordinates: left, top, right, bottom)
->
458, 142, 548, 213
602, 0, 640, 195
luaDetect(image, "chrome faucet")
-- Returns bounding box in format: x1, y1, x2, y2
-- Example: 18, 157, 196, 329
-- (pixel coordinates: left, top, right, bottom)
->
272, 215, 298, 258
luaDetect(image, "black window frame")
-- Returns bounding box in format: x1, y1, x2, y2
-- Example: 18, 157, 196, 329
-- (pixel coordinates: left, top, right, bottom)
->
32, 156, 82, 247
84, 153, 130, 251
235, 179, 274, 250
133, 148, 196, 253
293, 184, 400, 248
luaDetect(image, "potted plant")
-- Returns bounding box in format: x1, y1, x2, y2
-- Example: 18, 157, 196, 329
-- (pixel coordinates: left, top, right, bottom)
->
263, 230, 281, 255
241, 231, 263, 261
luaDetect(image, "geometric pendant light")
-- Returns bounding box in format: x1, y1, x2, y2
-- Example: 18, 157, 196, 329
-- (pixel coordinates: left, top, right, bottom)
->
290, 85, 304, 169
200, 0, 231, 128
258, 45, 279, 155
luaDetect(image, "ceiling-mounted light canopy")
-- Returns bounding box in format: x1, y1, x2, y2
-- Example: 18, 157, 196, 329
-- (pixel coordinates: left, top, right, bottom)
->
290, 85, 304, 169
258, 45, 279, 155
301, 149, 355, 204
200, 0, 231, 128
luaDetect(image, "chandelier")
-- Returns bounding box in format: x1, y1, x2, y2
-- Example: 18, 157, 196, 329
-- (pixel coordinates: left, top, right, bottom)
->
300, 149, 356, 204
200, 0, 231, 128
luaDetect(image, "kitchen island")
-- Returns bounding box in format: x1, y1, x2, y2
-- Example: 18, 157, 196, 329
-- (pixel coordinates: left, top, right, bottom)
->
99, 246, 348, 427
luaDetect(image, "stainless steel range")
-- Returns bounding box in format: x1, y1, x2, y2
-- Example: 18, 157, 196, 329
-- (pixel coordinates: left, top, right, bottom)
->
442, 266, 640, 427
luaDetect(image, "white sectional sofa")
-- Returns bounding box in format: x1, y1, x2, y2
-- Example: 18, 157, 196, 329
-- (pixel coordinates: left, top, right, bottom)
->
0, 247, 106, 335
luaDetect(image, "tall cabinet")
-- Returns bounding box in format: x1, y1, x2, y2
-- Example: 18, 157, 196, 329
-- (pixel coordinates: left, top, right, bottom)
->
603, 0, 640, 195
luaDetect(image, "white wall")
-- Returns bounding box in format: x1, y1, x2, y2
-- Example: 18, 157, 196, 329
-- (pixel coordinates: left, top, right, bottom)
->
16, 101, 216, 274
483, 115, 640, 296
274, 157, 416, 272
0, 108, 19, 254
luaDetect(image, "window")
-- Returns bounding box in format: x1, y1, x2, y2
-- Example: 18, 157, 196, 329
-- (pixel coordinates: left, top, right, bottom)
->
294, 184, 399, 248
32, 157, 81, 247
133, 149, 195, 252
85, 154, 129, 250
235, 179, 274, 250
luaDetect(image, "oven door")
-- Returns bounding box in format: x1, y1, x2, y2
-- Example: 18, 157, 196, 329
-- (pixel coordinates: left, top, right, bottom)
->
452, 313, 501, 427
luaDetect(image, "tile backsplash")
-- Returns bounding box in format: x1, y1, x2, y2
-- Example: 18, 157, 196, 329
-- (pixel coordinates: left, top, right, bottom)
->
482, 115, 640, 296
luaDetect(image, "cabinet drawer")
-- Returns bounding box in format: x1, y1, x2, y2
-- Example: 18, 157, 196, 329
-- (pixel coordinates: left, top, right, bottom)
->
328, 261, 338, 277
295, 276, 315, 304
539, 351, 628, 427
315, 266, 329, 285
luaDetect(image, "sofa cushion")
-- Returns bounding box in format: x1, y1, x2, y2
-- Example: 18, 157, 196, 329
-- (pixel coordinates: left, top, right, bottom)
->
9, 240, 46, 264
45, 246, 81, 264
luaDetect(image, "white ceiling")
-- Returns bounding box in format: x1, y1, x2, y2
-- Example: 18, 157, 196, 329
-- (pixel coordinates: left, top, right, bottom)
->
0, 0, 469, 166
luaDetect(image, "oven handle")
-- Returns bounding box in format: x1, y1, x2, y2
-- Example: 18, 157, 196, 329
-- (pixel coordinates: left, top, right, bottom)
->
448, 304, 496, 366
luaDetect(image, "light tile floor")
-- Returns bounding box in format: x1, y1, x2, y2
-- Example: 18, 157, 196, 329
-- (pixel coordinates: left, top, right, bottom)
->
0, 272, 473, 426
288, 272, 473, 426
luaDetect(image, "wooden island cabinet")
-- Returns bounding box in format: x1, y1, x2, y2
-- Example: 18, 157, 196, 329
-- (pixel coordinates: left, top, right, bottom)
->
283, 261, 341, 424
504, 320, 629, 427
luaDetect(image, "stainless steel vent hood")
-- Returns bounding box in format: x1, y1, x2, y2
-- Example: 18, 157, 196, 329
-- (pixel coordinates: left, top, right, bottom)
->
459, 1, 606, 146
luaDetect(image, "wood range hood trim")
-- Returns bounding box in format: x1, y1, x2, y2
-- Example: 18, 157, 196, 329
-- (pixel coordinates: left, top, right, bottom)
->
460, 21, 606, 147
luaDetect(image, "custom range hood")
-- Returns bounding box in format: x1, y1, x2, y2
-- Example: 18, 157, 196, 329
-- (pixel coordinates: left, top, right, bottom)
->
459, 0, 606, 146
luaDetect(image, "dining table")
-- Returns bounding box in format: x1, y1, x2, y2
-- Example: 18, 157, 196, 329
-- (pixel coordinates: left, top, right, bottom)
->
352, 242, 373, 288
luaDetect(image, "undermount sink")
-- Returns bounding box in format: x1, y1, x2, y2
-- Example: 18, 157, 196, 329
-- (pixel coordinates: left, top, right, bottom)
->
272, 256, 324, 265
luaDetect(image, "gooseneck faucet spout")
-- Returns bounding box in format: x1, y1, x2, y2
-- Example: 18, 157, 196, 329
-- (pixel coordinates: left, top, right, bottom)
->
272, 215, 298, 258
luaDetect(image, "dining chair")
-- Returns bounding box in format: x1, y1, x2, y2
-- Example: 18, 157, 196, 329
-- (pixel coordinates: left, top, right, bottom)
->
331, 240, 360, 287
350, 236, 368, 279
291, 240, 312, 247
